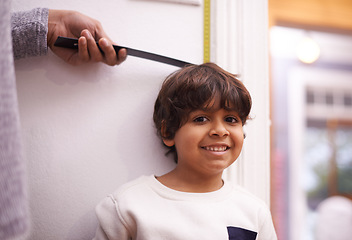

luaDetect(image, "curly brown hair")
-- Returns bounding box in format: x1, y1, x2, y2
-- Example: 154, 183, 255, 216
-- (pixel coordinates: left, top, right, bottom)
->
153, 62, 252, 161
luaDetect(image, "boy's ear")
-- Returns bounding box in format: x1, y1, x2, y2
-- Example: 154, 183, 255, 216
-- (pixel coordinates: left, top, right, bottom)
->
162, 138, 175, 147
161, 120, 175, 147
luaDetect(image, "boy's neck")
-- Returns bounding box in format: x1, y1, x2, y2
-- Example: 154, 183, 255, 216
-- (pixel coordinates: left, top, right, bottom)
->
156, 169, 224, 193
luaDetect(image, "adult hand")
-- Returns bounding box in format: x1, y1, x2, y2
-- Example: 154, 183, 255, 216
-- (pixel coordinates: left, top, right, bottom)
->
47, 9, 127, 66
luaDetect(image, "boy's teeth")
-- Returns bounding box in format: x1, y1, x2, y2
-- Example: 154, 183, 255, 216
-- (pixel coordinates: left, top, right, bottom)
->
204, 146, 227, 151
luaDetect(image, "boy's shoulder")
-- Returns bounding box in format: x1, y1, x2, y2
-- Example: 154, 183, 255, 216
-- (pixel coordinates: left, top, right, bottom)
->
228, 184, 270, 210
109, 175, 153, 201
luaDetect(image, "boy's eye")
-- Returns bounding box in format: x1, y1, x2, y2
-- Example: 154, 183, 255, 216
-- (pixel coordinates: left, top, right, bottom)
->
225, 116, 239, 123
193, 116, 208, 122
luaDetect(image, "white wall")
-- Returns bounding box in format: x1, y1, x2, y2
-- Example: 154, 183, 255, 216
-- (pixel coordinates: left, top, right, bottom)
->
13, 0, 202, 239
12, 0, 270, 239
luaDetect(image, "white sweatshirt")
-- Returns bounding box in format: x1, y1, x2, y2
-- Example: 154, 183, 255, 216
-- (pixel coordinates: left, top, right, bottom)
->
93, 175, 277, 240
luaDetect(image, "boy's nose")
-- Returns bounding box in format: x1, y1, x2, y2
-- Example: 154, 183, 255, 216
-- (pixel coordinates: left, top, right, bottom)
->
209, 121, 229, 137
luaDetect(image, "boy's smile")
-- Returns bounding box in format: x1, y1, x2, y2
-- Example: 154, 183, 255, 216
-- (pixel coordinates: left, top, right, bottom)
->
163, 101, 244, 180
202, 145, 229, 152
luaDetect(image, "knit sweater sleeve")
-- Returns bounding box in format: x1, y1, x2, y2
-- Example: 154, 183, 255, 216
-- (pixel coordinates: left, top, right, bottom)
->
11, 8, 49, 60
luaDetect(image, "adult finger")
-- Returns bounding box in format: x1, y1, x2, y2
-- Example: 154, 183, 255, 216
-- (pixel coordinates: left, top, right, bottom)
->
98, 38, 118, 66
78, 36, 90, 63
81, 29, 103, 62
117, 48, 127, 65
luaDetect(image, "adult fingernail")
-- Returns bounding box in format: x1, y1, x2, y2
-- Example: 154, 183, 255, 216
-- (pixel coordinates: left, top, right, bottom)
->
120, 49, 127, 60
80, 36, 87, 45
82, 30, 91, 39
100, 38, 109, 47
122, 49, 127, 58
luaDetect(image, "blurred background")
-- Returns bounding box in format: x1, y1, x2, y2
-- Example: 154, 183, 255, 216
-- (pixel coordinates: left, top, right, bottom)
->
268, 0, 352, 239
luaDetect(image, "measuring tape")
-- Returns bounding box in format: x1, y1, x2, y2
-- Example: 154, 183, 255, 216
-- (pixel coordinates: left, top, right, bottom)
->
203, 0, 211, 63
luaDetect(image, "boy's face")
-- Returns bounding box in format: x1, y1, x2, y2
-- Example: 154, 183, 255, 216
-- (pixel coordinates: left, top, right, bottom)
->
163, 100, 244, 178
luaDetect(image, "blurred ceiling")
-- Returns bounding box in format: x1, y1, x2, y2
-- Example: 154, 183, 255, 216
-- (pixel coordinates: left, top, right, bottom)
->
269, 0, 352, 31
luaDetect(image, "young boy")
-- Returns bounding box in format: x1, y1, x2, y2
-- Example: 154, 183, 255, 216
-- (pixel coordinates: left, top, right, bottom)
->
93, 63, 277, 240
